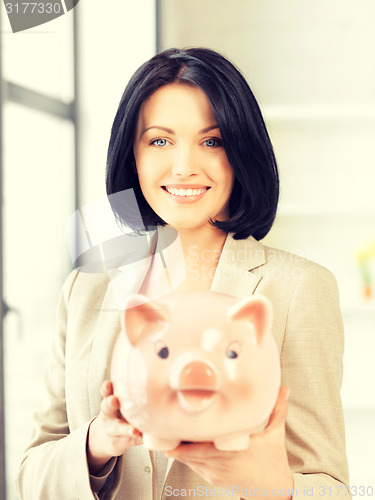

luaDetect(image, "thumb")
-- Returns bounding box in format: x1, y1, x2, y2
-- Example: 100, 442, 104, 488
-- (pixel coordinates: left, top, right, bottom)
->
266, 386, 290, 431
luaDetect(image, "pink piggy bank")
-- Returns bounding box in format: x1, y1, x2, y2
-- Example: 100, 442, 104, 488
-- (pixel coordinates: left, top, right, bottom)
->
111, 291, 280, 451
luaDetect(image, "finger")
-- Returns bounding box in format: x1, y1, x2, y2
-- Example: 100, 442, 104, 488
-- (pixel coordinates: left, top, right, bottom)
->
174, 457, 208, 468
107, 431, 143, 455
100, 380, 113, 398
166, 442, 219, 460
110, 421, 142, 440
101, 398, 143, 440
266, 386, 290, 430
101, 394, 121, 418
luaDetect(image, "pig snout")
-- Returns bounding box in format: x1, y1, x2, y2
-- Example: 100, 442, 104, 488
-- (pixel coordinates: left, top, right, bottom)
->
178, 361, 218, 390
171, 360, 220, 414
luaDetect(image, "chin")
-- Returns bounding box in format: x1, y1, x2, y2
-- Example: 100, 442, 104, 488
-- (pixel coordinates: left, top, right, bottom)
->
165, 220, 207, 231
156, 212, 203, 229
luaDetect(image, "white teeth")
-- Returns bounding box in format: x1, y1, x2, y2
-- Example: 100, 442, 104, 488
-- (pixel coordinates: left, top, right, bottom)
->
165, 187, 207, 197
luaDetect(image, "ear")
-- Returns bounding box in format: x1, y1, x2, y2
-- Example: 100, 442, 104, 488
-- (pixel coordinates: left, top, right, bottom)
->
121, 294, 169, 346
227, 295, 273, 345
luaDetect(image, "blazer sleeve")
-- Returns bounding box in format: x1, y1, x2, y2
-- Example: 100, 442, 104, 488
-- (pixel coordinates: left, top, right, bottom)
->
280, 263, 351, 498
15, 270, 115, 500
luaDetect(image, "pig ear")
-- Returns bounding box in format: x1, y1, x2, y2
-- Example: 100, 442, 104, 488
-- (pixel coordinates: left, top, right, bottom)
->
121, 294, 169, 347
227, 295, 273, 344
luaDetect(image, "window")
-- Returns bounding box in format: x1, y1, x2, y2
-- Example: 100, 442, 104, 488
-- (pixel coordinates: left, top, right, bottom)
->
0, 10, 76, 500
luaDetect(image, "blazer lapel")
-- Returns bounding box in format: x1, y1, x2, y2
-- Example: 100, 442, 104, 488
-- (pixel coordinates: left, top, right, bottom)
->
87, 281, 122, 417
211, 234, 266, 298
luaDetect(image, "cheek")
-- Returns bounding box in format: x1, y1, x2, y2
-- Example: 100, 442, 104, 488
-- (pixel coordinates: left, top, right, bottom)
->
222, 370, 255, 406
216, 158, 234, 188
231, 377, 253, 397
136, 162, 158, 199
218, 166, 235, 210
146, 363, 172, 401
136, 153, 168, 185
225, 174, 235, 196
225, 162, 235, 185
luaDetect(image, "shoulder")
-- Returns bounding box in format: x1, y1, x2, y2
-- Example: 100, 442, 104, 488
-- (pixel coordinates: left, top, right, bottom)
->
227, 234, 337, 285
263, 242, 334, 277
260, 242, 339, 294
246, 240, 344, 357
233, 237, 341, 328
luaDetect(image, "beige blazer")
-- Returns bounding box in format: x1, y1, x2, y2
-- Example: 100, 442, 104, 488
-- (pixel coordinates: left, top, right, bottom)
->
16, 234, 350, 499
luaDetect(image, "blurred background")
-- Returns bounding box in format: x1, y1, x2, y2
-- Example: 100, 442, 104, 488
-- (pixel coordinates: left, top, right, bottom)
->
0, 0, 374, 498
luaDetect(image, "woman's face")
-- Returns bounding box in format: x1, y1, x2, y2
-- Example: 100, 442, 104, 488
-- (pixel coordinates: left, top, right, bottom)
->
133, 83, 234, 231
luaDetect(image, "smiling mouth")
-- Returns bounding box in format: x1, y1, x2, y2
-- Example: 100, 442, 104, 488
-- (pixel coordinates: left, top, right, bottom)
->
162, 186, 210, 197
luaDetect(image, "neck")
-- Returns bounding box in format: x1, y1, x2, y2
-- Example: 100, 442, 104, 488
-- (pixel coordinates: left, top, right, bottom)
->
174, 225, 228, 264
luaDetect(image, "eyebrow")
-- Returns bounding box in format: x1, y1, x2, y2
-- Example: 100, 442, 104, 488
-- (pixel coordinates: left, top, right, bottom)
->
140, 124, 220, 138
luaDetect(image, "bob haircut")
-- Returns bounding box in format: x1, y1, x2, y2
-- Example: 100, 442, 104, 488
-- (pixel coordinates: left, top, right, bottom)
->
106, 47, 279, 240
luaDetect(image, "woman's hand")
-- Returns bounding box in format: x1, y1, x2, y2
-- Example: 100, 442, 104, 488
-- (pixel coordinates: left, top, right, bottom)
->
166, 387, 294, 500
87, 380, 143, 475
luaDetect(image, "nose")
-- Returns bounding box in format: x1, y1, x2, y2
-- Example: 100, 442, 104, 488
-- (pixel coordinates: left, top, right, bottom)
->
171, 145, 198, 177
178, 361, 218, 390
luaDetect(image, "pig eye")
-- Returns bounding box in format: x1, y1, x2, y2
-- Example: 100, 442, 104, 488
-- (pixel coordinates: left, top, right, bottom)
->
226, 349, 238, 359
155, 340, 169, 359
226, 341, 241, 359
158, 347, 169, 359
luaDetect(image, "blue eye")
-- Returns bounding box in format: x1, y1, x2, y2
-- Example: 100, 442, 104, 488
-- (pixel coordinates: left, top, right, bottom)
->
204, 138, 222, 148
152, 139, 168, 147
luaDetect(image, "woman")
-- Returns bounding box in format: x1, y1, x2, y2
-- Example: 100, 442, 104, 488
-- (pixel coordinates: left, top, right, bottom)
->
16, 48, 350, 499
